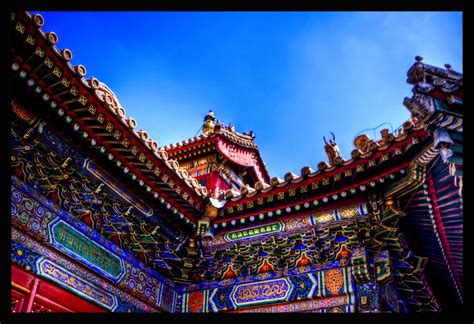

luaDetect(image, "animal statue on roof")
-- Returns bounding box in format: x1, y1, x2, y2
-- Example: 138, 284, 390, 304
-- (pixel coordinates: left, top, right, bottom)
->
323, 132, 344, 166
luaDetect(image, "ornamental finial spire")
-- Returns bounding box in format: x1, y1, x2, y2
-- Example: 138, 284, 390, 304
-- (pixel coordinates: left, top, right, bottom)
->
202, 110, 216, 135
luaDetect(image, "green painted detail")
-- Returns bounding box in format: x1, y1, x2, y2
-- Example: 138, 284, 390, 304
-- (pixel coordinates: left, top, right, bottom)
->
226, 222, 282, 242
52, 221, 122, 277
343, 266, 352, 294
317, 271, 325, 297
448, 155, 462, 165
434, 98, 462, 118
451, 145, 462, 154
448, 130, 463, 141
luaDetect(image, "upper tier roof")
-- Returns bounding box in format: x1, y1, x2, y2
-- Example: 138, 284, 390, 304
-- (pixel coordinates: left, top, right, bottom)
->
163, 114, 271, 184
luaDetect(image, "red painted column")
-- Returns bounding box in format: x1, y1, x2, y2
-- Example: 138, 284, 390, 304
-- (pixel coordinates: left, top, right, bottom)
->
24, 278, 40, 312
16, 298, 25, 313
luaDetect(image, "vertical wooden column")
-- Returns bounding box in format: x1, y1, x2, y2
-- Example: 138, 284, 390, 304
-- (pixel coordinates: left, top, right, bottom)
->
24, 278, 40, 312
16, 298, 25, 313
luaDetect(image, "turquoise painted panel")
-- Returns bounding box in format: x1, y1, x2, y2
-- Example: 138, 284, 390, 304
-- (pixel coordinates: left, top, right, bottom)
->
51, 220, 123, 280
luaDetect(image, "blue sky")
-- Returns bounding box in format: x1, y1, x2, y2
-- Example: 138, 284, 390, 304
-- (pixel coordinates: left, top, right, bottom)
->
36, 11, 462, 178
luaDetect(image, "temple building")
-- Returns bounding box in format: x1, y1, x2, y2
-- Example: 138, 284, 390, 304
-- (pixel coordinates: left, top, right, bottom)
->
10, 11, 463, 313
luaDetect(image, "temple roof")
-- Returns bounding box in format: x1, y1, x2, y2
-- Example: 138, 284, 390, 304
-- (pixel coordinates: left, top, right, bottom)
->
11, 11, 463, 307
11, 11, 208, 223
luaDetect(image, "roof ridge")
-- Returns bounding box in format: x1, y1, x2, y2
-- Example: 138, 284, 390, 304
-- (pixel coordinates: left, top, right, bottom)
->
21, 11, 208, 201
222, 117, 425, 199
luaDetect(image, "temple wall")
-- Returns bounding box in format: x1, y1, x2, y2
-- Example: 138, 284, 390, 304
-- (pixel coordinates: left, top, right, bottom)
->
11, 177, 179, 312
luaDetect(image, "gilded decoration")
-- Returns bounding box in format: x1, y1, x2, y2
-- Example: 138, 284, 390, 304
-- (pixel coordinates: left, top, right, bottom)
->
37, 258, 116, 310
313, 211, 335, 224
26, 34, 36, 45
232, 278, 291, 306
83, 158, 153, 216
235, 295, 350, 313
15, 21, 25, 33
324, 269, 343, 295
35, 46, 45, 57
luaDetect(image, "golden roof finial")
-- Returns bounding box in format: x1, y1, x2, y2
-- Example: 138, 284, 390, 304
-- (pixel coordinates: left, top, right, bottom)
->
202, 110, 216, 135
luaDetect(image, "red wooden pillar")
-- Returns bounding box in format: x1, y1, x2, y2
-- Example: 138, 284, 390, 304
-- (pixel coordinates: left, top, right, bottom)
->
12, 265, 108, 312
16, 298, 25, 313
24, 278, 40, 312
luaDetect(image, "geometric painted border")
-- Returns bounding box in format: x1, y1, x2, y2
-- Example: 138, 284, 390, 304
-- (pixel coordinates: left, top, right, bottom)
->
234, 294, 355, 313
36, 257, 117, 311
307, 272, 319, 299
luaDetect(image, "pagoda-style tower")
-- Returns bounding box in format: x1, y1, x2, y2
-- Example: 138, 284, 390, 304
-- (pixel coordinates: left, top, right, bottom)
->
163, 111, 270, 199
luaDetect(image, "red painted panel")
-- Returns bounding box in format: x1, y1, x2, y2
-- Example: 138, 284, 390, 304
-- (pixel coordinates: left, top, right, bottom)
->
206, 171, 231, 197
11, 265, 108, 313
216, 137, 267, 183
